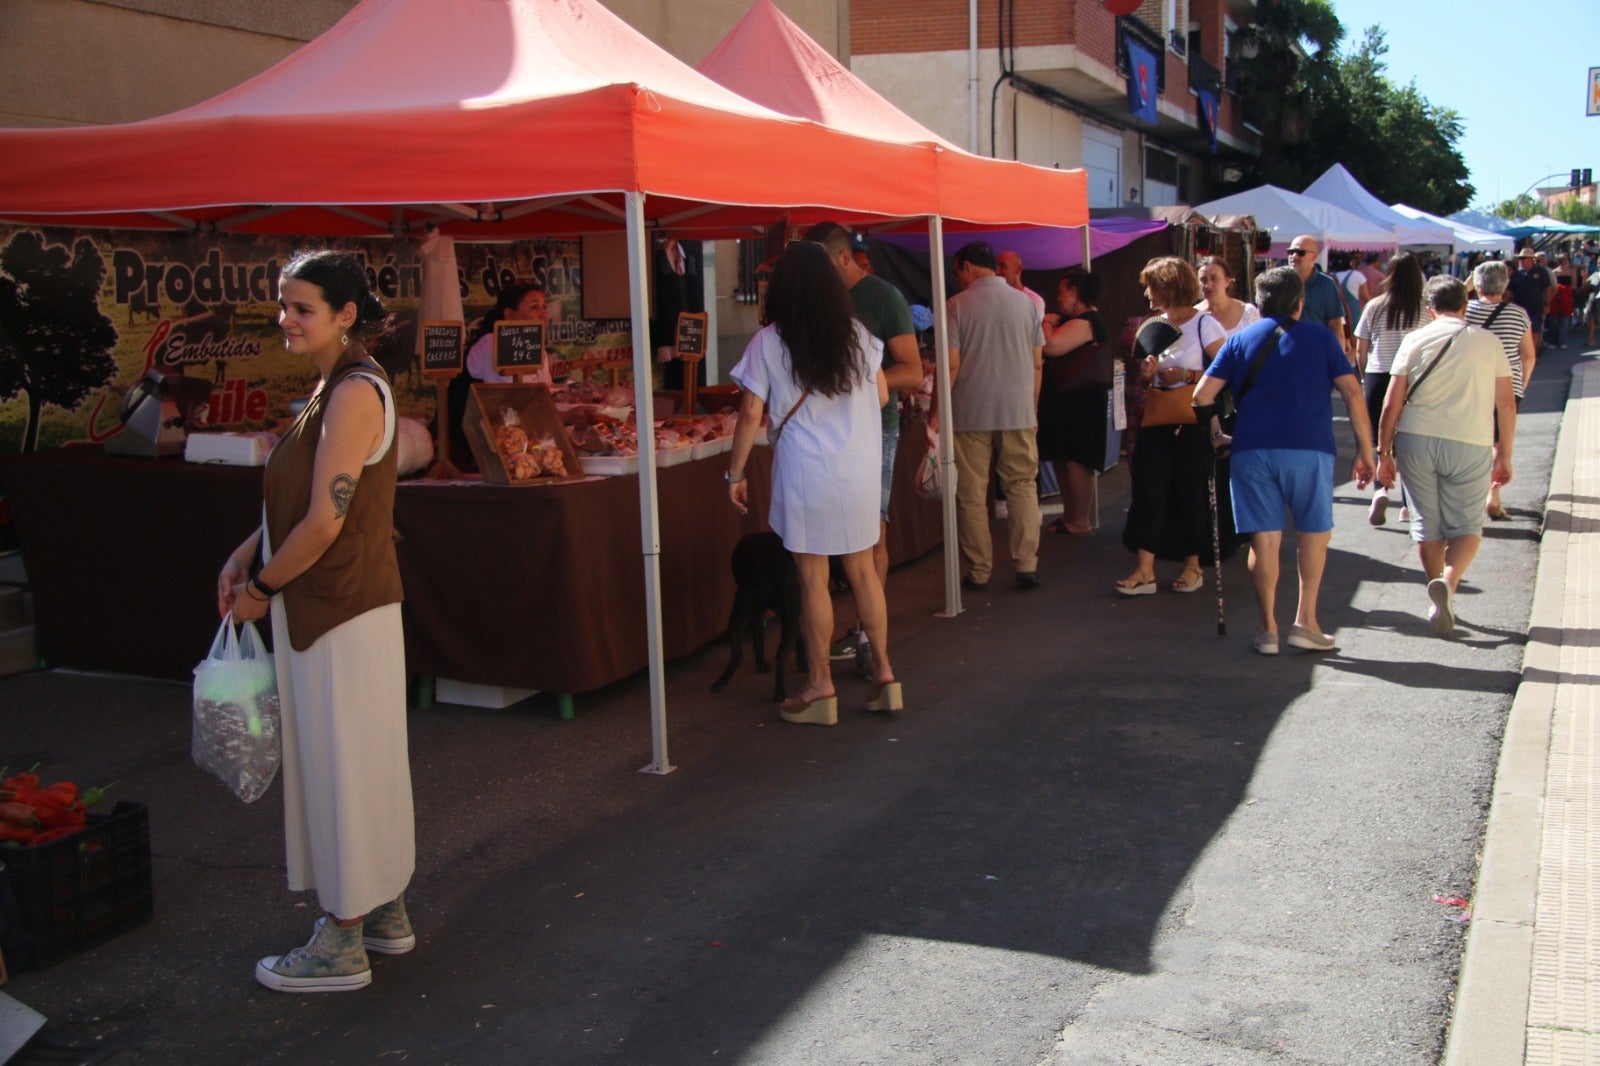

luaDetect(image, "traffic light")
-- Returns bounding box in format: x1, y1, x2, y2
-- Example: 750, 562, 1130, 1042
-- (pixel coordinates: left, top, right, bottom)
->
1585, 168, 1593, 188
1573, 168, 1582, 188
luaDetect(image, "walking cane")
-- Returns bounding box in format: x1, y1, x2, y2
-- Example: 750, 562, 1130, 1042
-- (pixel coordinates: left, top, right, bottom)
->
1194, 400, 1226, 636
1205, 448, 1225, 636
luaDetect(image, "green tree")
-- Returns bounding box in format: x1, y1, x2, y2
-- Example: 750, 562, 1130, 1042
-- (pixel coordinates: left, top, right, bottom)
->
0, 230, 119, 452
1232, 22, 1473, 215
1553, 198, 1599, 226
1493, 194, 1542, 219
1231, 0, 1345, 182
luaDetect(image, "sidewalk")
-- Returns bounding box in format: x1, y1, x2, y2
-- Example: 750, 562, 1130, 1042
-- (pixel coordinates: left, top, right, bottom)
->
1447, 355, 1600, 1065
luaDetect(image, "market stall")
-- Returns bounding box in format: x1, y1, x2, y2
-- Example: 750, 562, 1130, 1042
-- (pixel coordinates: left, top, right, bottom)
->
1194, 183, 1396, 258
0, 422, 943, 692
0, 0, 1086, 773
1302, 164, 1455, 249
1390, 204, 1515, 257
696, 0, 1090, 614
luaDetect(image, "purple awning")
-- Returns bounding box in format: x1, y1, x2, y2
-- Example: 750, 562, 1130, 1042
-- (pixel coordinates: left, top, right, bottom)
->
875, 216, 1169, 269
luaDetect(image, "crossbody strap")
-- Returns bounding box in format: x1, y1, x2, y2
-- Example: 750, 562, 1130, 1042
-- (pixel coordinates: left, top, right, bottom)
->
1480, 301, 1510, 332
1402, 330, 1461, 405
774, 387, 812, 436
1235, 325, 1286, 407
1333, 273, 1356, 325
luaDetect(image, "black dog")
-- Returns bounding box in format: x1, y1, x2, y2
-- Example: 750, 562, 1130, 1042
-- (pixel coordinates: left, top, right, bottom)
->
710, 532, 804, 702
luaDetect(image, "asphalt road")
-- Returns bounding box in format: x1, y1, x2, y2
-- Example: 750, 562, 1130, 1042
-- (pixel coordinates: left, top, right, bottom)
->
2, 347, 1584, 1065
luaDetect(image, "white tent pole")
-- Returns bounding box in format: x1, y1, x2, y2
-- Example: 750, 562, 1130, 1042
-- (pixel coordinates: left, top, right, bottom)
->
1081, 223, 1092, 269
626, 190, 674, 776
928, 216, 962, 618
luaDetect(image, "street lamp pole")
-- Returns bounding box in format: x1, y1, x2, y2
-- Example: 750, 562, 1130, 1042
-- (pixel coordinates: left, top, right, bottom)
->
1512, 171, 1575, 214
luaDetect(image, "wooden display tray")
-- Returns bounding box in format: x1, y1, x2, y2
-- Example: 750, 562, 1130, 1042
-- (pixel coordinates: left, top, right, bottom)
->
464, 383, 587, 486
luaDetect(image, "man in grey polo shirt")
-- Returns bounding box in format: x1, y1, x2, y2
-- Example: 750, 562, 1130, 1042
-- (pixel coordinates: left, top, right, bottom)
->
946, 241, 1045, 590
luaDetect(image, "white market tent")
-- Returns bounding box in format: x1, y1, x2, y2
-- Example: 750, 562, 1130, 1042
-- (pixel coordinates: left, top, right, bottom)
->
1303, 164, 1454, 248
1390, 203, 1514, 255
1194, 183, 1395, 257
1448, 209, 1516, 234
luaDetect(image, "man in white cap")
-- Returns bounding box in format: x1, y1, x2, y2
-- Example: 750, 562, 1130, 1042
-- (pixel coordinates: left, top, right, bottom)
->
1506, 248, 1552, 354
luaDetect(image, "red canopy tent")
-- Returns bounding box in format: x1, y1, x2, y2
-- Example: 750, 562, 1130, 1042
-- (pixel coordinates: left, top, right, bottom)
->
697, 0, 1090, 614
0, 0, 1089, 772
696, 0, 1087, 230
0, 0, 1081, 236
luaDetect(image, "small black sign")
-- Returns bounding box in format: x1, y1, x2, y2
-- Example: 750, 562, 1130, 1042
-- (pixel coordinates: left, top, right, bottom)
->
422, 321, 464, 378
675, 312, 708, 359
494, 320, 545, 376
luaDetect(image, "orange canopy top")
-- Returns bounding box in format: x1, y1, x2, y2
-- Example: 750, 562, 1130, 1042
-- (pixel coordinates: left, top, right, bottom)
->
697, 0, 1087, 230
0, 0, 1080, 237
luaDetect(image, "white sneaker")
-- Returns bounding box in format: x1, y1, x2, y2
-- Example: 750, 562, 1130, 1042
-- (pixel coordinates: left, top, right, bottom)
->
1427, 578, 1454, 635
1368, 493, 1389, 526
255, 916, 372, 993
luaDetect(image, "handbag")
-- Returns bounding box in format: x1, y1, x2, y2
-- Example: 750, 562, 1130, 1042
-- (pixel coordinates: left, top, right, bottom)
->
1044, 320, 1114, 394
1133, 314, 1199, 426
1141, 381, 1198, 426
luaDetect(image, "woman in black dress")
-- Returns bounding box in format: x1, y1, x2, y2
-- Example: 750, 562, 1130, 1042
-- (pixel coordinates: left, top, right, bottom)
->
1116, 257, 1228, 595
1037, 267, 1110, 536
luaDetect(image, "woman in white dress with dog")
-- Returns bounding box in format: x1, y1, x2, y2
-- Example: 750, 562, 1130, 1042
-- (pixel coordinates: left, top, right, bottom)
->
726, 241, 900, 725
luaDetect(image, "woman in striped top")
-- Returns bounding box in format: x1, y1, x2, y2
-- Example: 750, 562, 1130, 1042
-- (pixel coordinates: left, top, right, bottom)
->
1354, 254, 1427, 525
1466, 259, 1536, 519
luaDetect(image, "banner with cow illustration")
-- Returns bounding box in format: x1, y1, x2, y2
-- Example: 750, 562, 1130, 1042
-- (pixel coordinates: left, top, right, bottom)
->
0, 226, 633, 454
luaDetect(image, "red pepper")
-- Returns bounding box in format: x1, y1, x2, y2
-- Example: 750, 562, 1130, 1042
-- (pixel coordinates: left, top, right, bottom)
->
0, 770, 40, 796
11, 786, 86, 830
0, 801, 39, 827
28, 825, 83, 847
0, 823, 36, 845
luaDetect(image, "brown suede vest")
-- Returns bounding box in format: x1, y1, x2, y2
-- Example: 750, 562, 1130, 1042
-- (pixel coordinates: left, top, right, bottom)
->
264, 350, 403, 651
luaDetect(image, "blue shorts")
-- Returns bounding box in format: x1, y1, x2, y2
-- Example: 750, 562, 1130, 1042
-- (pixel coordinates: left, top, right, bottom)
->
1229, 449, 1335, 533
881, 424, 899, 522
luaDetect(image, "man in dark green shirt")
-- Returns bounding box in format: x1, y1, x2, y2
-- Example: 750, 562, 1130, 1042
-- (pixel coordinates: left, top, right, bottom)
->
803, 222, 923, 670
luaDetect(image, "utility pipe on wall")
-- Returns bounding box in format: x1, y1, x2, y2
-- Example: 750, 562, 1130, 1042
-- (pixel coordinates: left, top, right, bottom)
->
969, 0, 979, 154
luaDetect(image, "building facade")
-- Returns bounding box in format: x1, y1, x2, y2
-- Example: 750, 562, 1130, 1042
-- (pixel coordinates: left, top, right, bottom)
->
850, 0, 1260, 210
0, 0, 844, 128
0, 0, 844, 364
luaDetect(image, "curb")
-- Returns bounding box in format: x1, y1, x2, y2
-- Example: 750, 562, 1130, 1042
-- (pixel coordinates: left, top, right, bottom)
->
1441, 360, 1597, 1065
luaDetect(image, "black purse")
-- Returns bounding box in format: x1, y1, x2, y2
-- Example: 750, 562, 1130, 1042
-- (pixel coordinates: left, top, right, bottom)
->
1044, 317, 1115, 395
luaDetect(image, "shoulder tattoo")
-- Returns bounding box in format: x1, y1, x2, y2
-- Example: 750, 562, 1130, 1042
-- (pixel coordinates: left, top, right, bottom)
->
329, 473, 358, 518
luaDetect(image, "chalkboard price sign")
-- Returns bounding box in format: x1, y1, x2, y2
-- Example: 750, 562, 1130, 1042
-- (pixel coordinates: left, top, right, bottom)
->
421, 321, 464, 379
675, 311, 708, 360
494, 320, 546, 376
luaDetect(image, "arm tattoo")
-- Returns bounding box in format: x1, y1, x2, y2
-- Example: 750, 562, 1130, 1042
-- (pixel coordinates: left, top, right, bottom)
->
329, 473, 358, 518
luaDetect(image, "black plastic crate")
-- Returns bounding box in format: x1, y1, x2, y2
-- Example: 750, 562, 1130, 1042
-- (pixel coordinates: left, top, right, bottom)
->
0, 801, 153, 970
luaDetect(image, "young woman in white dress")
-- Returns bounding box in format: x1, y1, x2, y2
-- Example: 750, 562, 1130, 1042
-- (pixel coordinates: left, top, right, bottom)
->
726, 241, 899, 725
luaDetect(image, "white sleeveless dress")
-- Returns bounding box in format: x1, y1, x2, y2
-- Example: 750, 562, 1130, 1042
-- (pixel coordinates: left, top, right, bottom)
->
263, 371, 414, 918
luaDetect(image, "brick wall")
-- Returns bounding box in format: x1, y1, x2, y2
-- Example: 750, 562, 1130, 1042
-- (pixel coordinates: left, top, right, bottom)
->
851, 0, 1068, 56
1073, 0, 1118, 68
